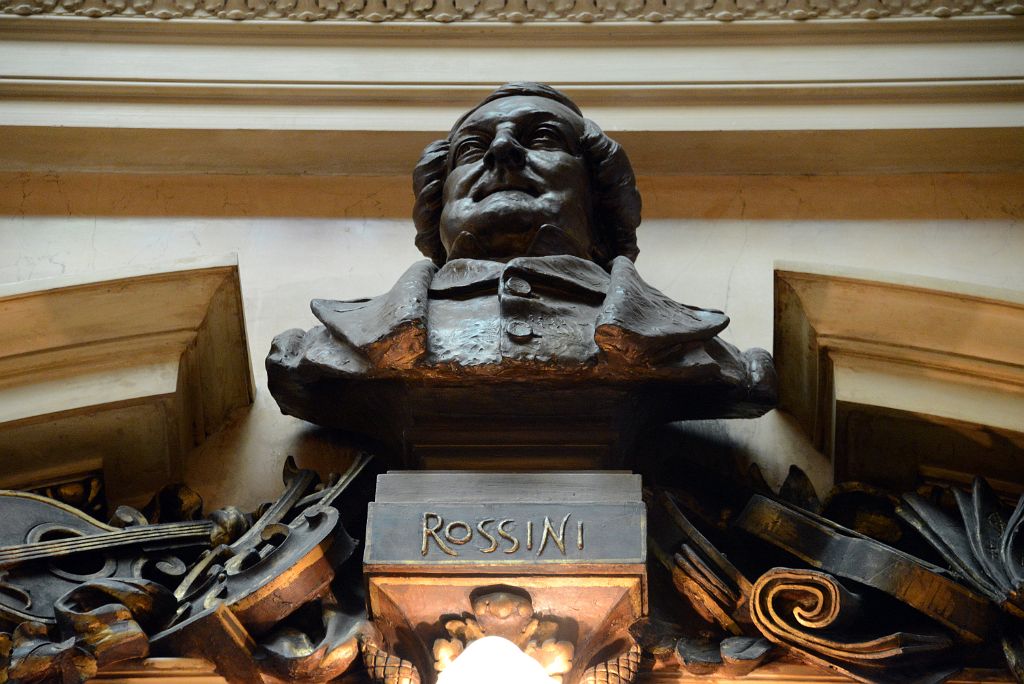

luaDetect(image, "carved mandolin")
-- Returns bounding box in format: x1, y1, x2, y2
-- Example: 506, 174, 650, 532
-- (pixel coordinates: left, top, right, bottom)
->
164, 454, 372, 637
0, 490, 213, 626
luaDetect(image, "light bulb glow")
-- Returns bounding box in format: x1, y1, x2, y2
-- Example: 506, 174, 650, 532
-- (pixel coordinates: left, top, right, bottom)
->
436, 636, 556, 684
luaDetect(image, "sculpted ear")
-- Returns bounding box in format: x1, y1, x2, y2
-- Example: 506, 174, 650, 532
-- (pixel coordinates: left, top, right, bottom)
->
413, 139, 451, 267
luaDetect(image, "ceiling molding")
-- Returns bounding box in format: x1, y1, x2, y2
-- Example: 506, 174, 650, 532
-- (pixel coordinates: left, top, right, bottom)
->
2, 13, 1021, 175
4, 79, 1024, 109
5, 22, 1022, 87
3, 126, 1022, 176
2, 14, 1022, 41
0, 0, 1021, 23
0, 256, 255, 508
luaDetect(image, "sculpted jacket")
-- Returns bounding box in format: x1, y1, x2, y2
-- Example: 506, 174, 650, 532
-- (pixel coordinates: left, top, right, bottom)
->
267, 254, 777, 433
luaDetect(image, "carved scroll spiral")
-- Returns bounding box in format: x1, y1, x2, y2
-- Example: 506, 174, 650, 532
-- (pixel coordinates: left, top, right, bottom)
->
581, 641, 641, 684
361, 629, 421, 684
750, 568, 953, 683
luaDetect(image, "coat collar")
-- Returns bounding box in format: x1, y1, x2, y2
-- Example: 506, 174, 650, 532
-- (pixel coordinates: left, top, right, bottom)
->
310, 256, 729, 369
430, 254, 610, 299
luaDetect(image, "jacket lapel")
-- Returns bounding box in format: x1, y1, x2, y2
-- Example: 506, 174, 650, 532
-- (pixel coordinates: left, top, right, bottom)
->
595, 256, 729, 364
312, 259, 436, 369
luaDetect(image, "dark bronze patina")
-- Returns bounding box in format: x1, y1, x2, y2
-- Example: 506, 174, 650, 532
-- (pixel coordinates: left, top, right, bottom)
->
267, 82, 777, 466
6, 82, 1019, 684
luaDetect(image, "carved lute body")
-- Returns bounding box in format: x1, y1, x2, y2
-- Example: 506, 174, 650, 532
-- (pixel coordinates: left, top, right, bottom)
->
160, 454, 372, 639
0, 491, 213, 626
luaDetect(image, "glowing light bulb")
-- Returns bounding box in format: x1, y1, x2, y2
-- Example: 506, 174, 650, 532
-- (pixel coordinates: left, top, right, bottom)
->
437, 636, 555, 684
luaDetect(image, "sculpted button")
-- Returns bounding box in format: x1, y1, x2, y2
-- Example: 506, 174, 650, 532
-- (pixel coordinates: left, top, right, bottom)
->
506, 320, 534, 342
505, 276, 532, 297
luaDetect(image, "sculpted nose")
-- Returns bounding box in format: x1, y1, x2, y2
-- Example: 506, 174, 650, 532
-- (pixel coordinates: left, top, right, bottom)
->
484, 129, 526, 170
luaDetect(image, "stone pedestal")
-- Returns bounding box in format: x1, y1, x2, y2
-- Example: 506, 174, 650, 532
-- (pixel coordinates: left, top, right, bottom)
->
363, 471, 647, 684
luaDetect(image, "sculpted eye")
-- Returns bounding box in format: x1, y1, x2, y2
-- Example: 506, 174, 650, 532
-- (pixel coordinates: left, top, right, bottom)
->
452, 137, 488, 167
526, 124, 571, 152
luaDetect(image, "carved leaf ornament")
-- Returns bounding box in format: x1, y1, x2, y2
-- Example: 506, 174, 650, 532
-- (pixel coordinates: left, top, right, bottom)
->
900, 478, 1024, 619
355, 587, 644, 684
900, 478, 1024, 682
429, 590, 575, 682
653, 481, 1024, 683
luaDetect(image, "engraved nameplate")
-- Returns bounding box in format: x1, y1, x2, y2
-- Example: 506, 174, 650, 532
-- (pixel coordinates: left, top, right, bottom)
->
365, 502, 645, 565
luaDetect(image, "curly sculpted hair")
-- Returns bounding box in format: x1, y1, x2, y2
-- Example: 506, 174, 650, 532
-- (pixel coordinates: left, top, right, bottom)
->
412, 82, 642, 267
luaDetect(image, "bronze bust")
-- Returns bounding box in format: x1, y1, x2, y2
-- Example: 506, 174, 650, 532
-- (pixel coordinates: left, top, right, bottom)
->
268, 82, 776, 464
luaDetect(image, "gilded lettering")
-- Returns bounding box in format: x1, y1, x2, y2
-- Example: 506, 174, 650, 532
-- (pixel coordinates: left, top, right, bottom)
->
422, 512, 456, 557
498, 519, 519, 554
422, 512, 580, 559
538, 514, 570, 556
445, 521, 473, 546
477, 519, 498, 553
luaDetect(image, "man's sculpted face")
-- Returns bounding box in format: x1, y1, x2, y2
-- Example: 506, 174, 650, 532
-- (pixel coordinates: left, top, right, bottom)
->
439, 96, 594, 263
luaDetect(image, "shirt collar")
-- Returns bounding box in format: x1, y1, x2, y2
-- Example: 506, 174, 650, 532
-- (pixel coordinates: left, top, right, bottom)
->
430, 254, 610, 299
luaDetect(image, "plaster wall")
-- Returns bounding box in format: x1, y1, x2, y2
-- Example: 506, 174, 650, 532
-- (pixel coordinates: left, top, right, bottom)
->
1, 171, 1022, 510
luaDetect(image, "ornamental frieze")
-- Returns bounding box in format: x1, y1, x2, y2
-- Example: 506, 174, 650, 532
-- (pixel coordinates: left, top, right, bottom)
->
1, 0, 1020, 21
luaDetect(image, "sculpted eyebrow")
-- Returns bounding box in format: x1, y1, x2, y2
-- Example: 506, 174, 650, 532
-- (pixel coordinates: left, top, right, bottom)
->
458, 110, 575, 135
447, 109, 579, 165
522, 110, 566, 124
451, 124, 490, 139
517, 111, 577, 134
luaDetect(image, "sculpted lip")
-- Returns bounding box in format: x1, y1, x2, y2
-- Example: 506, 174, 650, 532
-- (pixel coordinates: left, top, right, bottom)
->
471, 177, 541, 202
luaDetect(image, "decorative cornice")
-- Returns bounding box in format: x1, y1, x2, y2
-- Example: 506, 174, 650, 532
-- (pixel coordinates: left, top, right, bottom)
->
3, 7, 1021, 175
1, 0, 1020, 22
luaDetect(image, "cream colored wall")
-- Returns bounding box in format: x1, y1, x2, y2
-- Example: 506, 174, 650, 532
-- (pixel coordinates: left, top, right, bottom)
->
1, 171, 1022, 510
